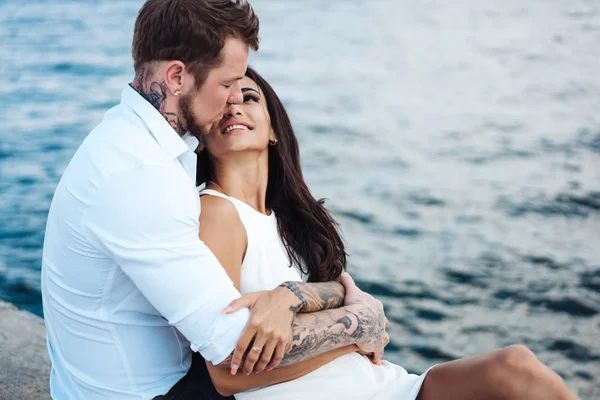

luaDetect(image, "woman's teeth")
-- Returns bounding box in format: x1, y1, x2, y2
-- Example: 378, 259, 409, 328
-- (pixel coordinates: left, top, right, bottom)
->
224, 124, 248, 133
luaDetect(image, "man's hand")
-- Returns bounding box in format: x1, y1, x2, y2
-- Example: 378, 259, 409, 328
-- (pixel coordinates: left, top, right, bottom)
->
221, 285, 299, 375
339, 272, 390, 365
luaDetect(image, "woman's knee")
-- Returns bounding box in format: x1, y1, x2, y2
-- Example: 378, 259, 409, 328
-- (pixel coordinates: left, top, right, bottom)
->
418, 345, 539, 400
486, 345, 540, 397
496, 345, 538, 370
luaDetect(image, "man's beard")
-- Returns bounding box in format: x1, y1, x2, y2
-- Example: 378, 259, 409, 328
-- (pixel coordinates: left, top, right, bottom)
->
179, 93, 209, 139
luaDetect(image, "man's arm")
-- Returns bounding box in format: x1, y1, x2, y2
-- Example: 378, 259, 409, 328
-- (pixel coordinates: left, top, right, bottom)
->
216, 303, 377, 369
278, 281, 345, 313
83, 166, 250, 364
219, 282, 389, 374
282, 303, 374, 367
205, 280, 375, 396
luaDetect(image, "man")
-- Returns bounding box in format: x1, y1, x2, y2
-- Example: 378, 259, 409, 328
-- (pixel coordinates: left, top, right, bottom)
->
41, 1, 389, 399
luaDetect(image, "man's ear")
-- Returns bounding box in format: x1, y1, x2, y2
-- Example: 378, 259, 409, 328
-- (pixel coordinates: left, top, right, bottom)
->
163, 61, 186, 96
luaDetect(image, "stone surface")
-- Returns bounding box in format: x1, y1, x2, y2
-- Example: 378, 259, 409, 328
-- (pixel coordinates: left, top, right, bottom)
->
0, 300, 51, 400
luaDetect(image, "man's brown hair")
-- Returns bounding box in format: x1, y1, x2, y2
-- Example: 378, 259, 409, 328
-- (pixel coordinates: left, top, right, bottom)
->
132, 0, 260, 88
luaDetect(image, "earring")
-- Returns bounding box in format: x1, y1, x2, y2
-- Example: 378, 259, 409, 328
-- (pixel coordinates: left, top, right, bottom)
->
269, 139, 278, 146
174, 90, 181, 96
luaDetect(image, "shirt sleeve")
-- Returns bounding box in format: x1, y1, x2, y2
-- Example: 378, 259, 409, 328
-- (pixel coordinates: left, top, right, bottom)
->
83, 164, 249, 364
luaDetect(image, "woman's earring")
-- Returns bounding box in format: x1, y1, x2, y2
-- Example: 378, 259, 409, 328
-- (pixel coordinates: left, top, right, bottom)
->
269, 139, 278, 146
174, 90, 181, 96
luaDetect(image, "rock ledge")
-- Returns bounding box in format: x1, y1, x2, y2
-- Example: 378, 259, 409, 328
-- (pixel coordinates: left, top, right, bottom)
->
0, 299, 51, 400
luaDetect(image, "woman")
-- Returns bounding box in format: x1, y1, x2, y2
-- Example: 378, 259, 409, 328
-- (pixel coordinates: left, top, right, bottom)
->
195, 67, 578, 400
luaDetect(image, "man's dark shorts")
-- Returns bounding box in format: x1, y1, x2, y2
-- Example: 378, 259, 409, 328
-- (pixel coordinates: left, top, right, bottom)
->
153, 352, 234, 400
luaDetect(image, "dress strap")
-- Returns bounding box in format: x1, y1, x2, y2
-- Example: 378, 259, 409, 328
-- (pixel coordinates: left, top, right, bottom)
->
199, 188, 246, 219
199, 188, 231, 200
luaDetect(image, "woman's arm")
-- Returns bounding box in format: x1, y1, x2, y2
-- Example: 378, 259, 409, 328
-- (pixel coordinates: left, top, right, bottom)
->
206, 344, 358, 397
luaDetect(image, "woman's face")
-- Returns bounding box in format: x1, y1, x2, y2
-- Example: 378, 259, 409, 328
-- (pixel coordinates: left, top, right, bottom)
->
203, 76, 276, 158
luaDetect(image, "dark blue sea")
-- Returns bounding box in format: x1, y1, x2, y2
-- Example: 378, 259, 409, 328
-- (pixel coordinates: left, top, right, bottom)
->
1, 0, 599, 397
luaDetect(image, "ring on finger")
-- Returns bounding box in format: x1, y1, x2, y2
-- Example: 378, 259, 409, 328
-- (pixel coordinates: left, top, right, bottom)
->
251, 346, 262, 353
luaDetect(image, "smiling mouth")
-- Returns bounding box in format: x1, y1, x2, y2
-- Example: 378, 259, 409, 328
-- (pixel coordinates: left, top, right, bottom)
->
222, 124, 251, 134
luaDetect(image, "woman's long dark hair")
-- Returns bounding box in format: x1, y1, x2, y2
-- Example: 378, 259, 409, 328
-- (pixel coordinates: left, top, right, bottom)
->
197, 66, 346, 282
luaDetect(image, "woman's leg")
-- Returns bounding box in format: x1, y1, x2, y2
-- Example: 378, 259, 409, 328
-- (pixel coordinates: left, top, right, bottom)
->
417, 345, 579, 400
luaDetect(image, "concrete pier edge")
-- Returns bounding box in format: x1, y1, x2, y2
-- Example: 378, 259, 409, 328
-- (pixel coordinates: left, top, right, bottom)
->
0, 299, 51, 399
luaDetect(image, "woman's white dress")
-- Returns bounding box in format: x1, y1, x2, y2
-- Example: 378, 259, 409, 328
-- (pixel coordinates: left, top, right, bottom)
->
200, 189, 430, 400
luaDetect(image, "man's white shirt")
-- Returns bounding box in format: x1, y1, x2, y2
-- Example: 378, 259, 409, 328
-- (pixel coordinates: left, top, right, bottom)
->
41, 85, 249, 399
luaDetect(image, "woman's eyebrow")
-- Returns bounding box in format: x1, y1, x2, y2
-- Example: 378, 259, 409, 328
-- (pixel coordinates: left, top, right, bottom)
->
241, 87, 260, 95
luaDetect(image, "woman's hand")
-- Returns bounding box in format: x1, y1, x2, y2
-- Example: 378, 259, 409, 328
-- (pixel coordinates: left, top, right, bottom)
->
222, 285, 300, 375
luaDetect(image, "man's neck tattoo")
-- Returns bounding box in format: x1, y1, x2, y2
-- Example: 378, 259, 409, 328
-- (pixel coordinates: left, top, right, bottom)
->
164, 112, 184, 134
130, 67, 186, 136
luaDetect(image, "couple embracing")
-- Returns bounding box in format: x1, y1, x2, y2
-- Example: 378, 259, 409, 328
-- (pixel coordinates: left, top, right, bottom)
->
41, 1, 578, 399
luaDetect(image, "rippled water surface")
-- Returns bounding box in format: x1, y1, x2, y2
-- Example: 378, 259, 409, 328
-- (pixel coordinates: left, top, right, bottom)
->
1, 0, 599, 397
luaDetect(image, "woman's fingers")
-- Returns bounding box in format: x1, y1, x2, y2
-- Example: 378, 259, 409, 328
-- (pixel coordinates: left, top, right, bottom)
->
253, 339, 276, 373
265, 340, 286, 372
222, 292, 259, 315
242, 332, 268, 375
230, 325, 257, 375
227, 287, 296, 374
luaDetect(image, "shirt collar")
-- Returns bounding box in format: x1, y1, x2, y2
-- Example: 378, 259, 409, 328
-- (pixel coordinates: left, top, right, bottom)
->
121, 84, 199, 159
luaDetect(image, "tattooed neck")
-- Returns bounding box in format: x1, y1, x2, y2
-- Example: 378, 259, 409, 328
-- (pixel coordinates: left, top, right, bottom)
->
130, 68, 186, 136
164, 112, 185, 135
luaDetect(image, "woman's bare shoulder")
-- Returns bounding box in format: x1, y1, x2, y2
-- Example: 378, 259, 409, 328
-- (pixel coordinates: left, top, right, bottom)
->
198, 194, 246, 287
199, 194, 243, 233
200, 194, 237, 217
